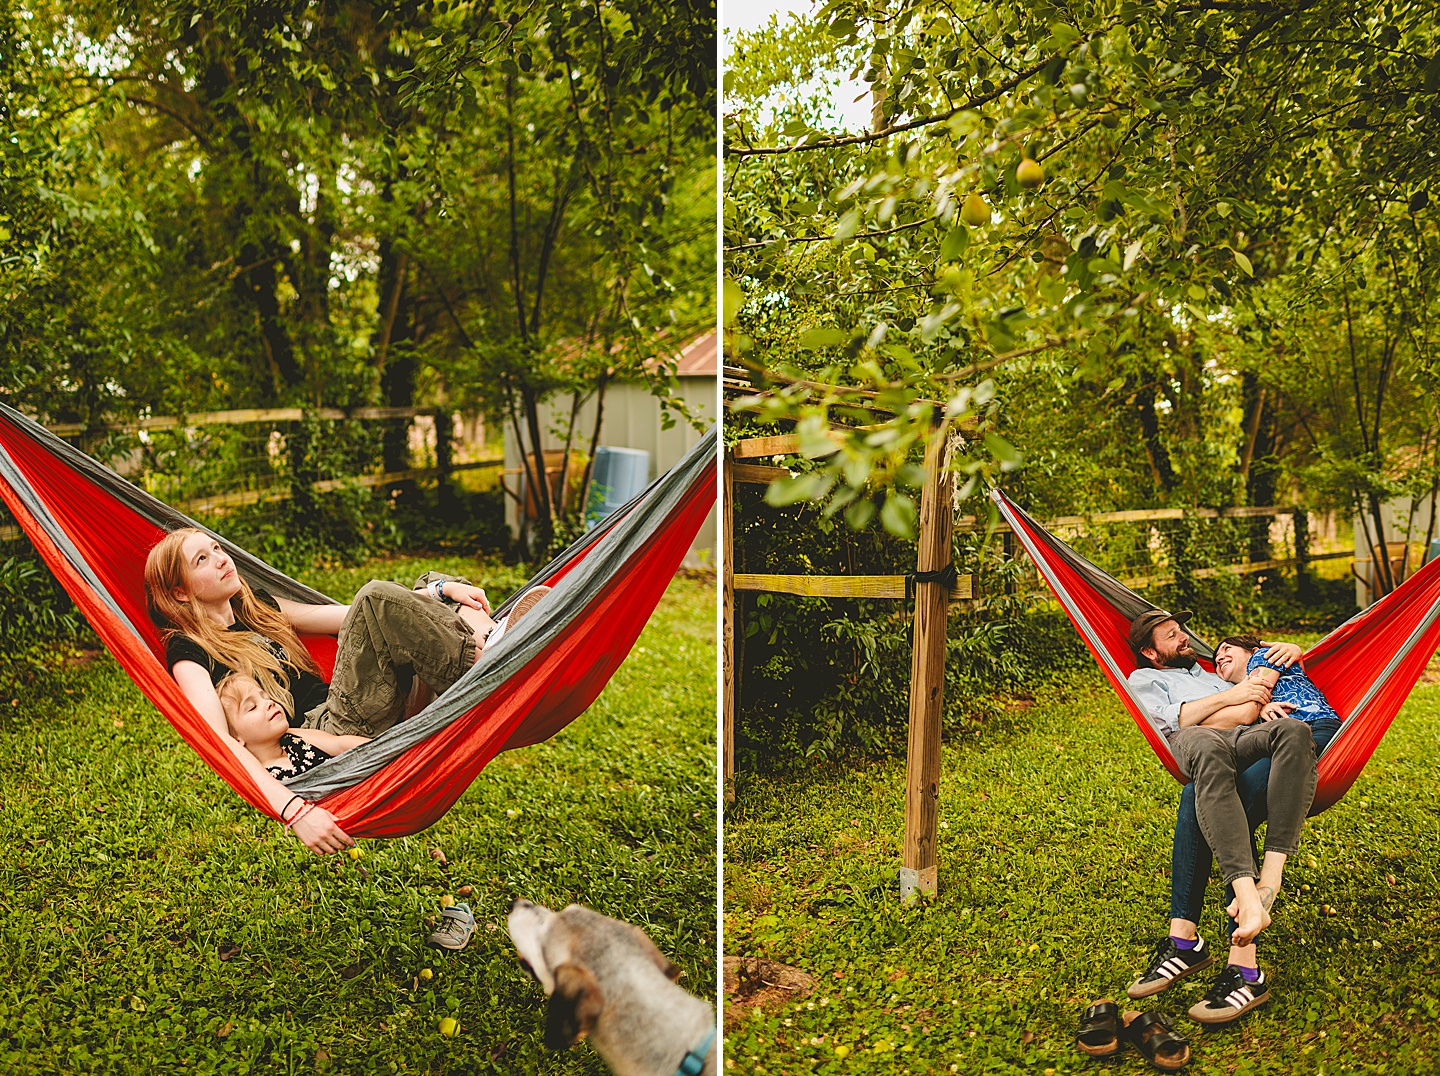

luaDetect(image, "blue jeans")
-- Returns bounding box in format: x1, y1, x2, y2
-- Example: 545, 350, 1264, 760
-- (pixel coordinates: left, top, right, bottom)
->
1169, 719, 1339, 939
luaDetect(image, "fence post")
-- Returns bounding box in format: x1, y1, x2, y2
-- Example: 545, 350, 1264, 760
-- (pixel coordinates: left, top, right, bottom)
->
723, 454, 737, 802
901, 431, 953, 904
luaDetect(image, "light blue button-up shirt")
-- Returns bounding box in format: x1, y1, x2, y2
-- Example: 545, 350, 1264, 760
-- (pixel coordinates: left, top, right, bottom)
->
1127, 663, 1230, 740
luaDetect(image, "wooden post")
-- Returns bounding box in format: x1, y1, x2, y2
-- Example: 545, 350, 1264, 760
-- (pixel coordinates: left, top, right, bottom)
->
901, 432, 953, 903
723, 456, 737, 801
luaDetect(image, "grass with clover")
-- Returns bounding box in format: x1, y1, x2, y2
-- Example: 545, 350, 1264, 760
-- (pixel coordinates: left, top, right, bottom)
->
724, 633, 1440, 1076
0, 557, 716, 1076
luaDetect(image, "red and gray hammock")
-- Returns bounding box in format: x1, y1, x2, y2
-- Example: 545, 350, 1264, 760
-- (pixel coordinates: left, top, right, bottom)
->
0, 402, 715, 837
993, 489, 1440, 814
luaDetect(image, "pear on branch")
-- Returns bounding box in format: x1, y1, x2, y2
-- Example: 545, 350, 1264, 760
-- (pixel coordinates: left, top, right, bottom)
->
1017, 156, 1045, 189
961, 191, 991, 227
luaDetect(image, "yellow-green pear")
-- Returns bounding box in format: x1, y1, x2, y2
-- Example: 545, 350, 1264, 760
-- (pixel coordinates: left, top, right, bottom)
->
960, 192, 990, 227
1017, 157, 1045, 189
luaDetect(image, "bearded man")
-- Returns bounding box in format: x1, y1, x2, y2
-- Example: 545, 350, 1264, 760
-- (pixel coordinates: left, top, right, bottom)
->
1123, 609, 1318, 1023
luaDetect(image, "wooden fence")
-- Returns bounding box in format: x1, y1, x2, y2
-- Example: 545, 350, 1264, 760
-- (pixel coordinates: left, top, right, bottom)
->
0, 405, 499, 541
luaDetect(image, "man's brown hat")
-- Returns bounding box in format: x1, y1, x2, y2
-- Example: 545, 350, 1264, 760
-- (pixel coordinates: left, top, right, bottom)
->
1128, 608, 1195, 654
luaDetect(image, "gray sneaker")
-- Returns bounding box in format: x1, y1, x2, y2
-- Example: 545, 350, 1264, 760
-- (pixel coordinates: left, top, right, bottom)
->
426, 902, 476, 951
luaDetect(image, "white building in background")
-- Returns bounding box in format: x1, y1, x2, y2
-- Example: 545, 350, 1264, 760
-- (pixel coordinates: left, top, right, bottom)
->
1354, 495, 1437, 607
502, 333, 717, 564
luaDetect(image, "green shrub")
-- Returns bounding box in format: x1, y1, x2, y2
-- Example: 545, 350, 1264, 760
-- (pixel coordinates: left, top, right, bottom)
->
0, 551, 80, 650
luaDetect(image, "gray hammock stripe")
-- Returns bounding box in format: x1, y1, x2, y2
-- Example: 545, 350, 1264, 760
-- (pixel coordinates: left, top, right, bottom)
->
285, 427, 717, 799
992, 491, 1179, 762
0, 436, 150, 643
991, 490, 1428, 760
0, 402, 337, 609
1328, 587, 1440, 744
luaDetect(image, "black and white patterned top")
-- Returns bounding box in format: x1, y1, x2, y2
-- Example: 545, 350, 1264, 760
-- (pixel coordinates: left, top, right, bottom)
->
265, 733, 332, 780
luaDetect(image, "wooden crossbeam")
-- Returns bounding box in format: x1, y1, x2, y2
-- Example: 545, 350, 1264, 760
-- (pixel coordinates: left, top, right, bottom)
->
730, 463, 790, 484
731, 433, 821, 458
733, 572, 972, 601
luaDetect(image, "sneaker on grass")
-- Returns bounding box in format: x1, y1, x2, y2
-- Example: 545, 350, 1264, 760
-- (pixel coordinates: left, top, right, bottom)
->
1187, 964, 1271, 1024
426, 901, 476, 951
1127, 935, 1217, 999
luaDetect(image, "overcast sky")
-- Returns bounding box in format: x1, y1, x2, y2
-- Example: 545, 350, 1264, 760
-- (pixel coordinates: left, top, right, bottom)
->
721, 0, 871, 131
722, 0, 823, 41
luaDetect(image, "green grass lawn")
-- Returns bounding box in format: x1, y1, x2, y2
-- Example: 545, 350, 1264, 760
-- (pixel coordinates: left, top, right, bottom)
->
724, 636, 1440, 1076
0, 558, 717, 1075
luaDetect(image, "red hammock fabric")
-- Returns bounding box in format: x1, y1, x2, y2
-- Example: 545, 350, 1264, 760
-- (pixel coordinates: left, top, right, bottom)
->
0, 413, 715, 837
994, 490, 1440, 814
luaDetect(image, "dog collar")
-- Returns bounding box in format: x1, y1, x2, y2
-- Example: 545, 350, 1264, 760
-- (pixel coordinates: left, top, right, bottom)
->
675, 1026, 716, 1076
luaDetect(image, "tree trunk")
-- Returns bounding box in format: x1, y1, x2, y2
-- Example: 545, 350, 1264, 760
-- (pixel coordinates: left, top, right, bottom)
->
1243, 380, 1276, 565
376, 247, 417, 484
235, 242, 303, 395
554, 388, 585, 518
1294, 509, 1317, 603
579, 371, 610, 519
1135, 381, 1176, 493
521, 382, 555, 548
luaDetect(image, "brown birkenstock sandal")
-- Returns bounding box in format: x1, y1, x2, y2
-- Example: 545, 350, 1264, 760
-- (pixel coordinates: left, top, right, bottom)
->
1076, 1000, 1121, 1057
1122, 1010, 1191, 1071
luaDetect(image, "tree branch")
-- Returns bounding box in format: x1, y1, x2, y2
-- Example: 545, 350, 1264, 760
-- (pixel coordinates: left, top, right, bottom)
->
726, 53, 1057, 158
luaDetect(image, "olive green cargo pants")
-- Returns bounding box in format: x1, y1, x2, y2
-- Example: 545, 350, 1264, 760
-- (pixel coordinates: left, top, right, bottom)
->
300, 579, 477, 738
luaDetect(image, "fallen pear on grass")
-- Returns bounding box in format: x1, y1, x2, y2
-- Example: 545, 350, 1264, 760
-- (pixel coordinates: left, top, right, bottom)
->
439, 1017, 459, 1037
440, 894, 456, 908
960, 192, 991, 227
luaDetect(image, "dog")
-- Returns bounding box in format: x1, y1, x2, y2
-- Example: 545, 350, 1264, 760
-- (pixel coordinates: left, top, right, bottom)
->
507, 899, 716, 1076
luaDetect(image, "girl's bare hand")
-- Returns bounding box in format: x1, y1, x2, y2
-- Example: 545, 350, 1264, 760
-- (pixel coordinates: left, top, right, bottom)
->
291, 806, 355, 855
442, 582, 491, 614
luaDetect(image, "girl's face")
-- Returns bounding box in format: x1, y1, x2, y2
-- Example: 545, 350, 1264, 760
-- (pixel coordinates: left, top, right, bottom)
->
224, 677, 289, 747
1213, 642, 1254, 684
175, 532, 241, 605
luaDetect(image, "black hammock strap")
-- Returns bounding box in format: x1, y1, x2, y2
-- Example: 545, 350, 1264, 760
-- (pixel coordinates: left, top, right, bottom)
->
905, 562, 957, 602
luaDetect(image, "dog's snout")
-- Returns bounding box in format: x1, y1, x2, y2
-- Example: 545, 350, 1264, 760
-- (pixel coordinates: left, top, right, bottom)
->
509, 896, 534, 913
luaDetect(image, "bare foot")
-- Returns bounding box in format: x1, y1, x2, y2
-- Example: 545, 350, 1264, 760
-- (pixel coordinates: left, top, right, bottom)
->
1226, 897, 1272, 947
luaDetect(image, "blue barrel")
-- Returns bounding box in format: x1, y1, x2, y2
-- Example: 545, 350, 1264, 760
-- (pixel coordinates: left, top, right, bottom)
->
585, 447, 650, 527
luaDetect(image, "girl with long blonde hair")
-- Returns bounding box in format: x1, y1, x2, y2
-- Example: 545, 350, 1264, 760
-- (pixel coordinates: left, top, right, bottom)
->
145, 527, 549, 854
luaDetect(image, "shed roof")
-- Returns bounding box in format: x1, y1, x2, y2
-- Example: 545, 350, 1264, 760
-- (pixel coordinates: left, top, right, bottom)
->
674, 333, 717, 377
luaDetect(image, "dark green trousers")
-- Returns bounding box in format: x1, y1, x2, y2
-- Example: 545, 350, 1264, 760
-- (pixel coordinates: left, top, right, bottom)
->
301, 580, 477, 738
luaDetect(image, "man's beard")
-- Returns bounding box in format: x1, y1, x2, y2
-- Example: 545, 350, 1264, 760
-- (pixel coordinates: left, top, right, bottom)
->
1158, 650, 1198, 670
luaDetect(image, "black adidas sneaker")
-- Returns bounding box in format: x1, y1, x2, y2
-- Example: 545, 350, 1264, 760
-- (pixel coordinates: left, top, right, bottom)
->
1188, 964, 1271, 1024
1126, 935, 1217, 999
